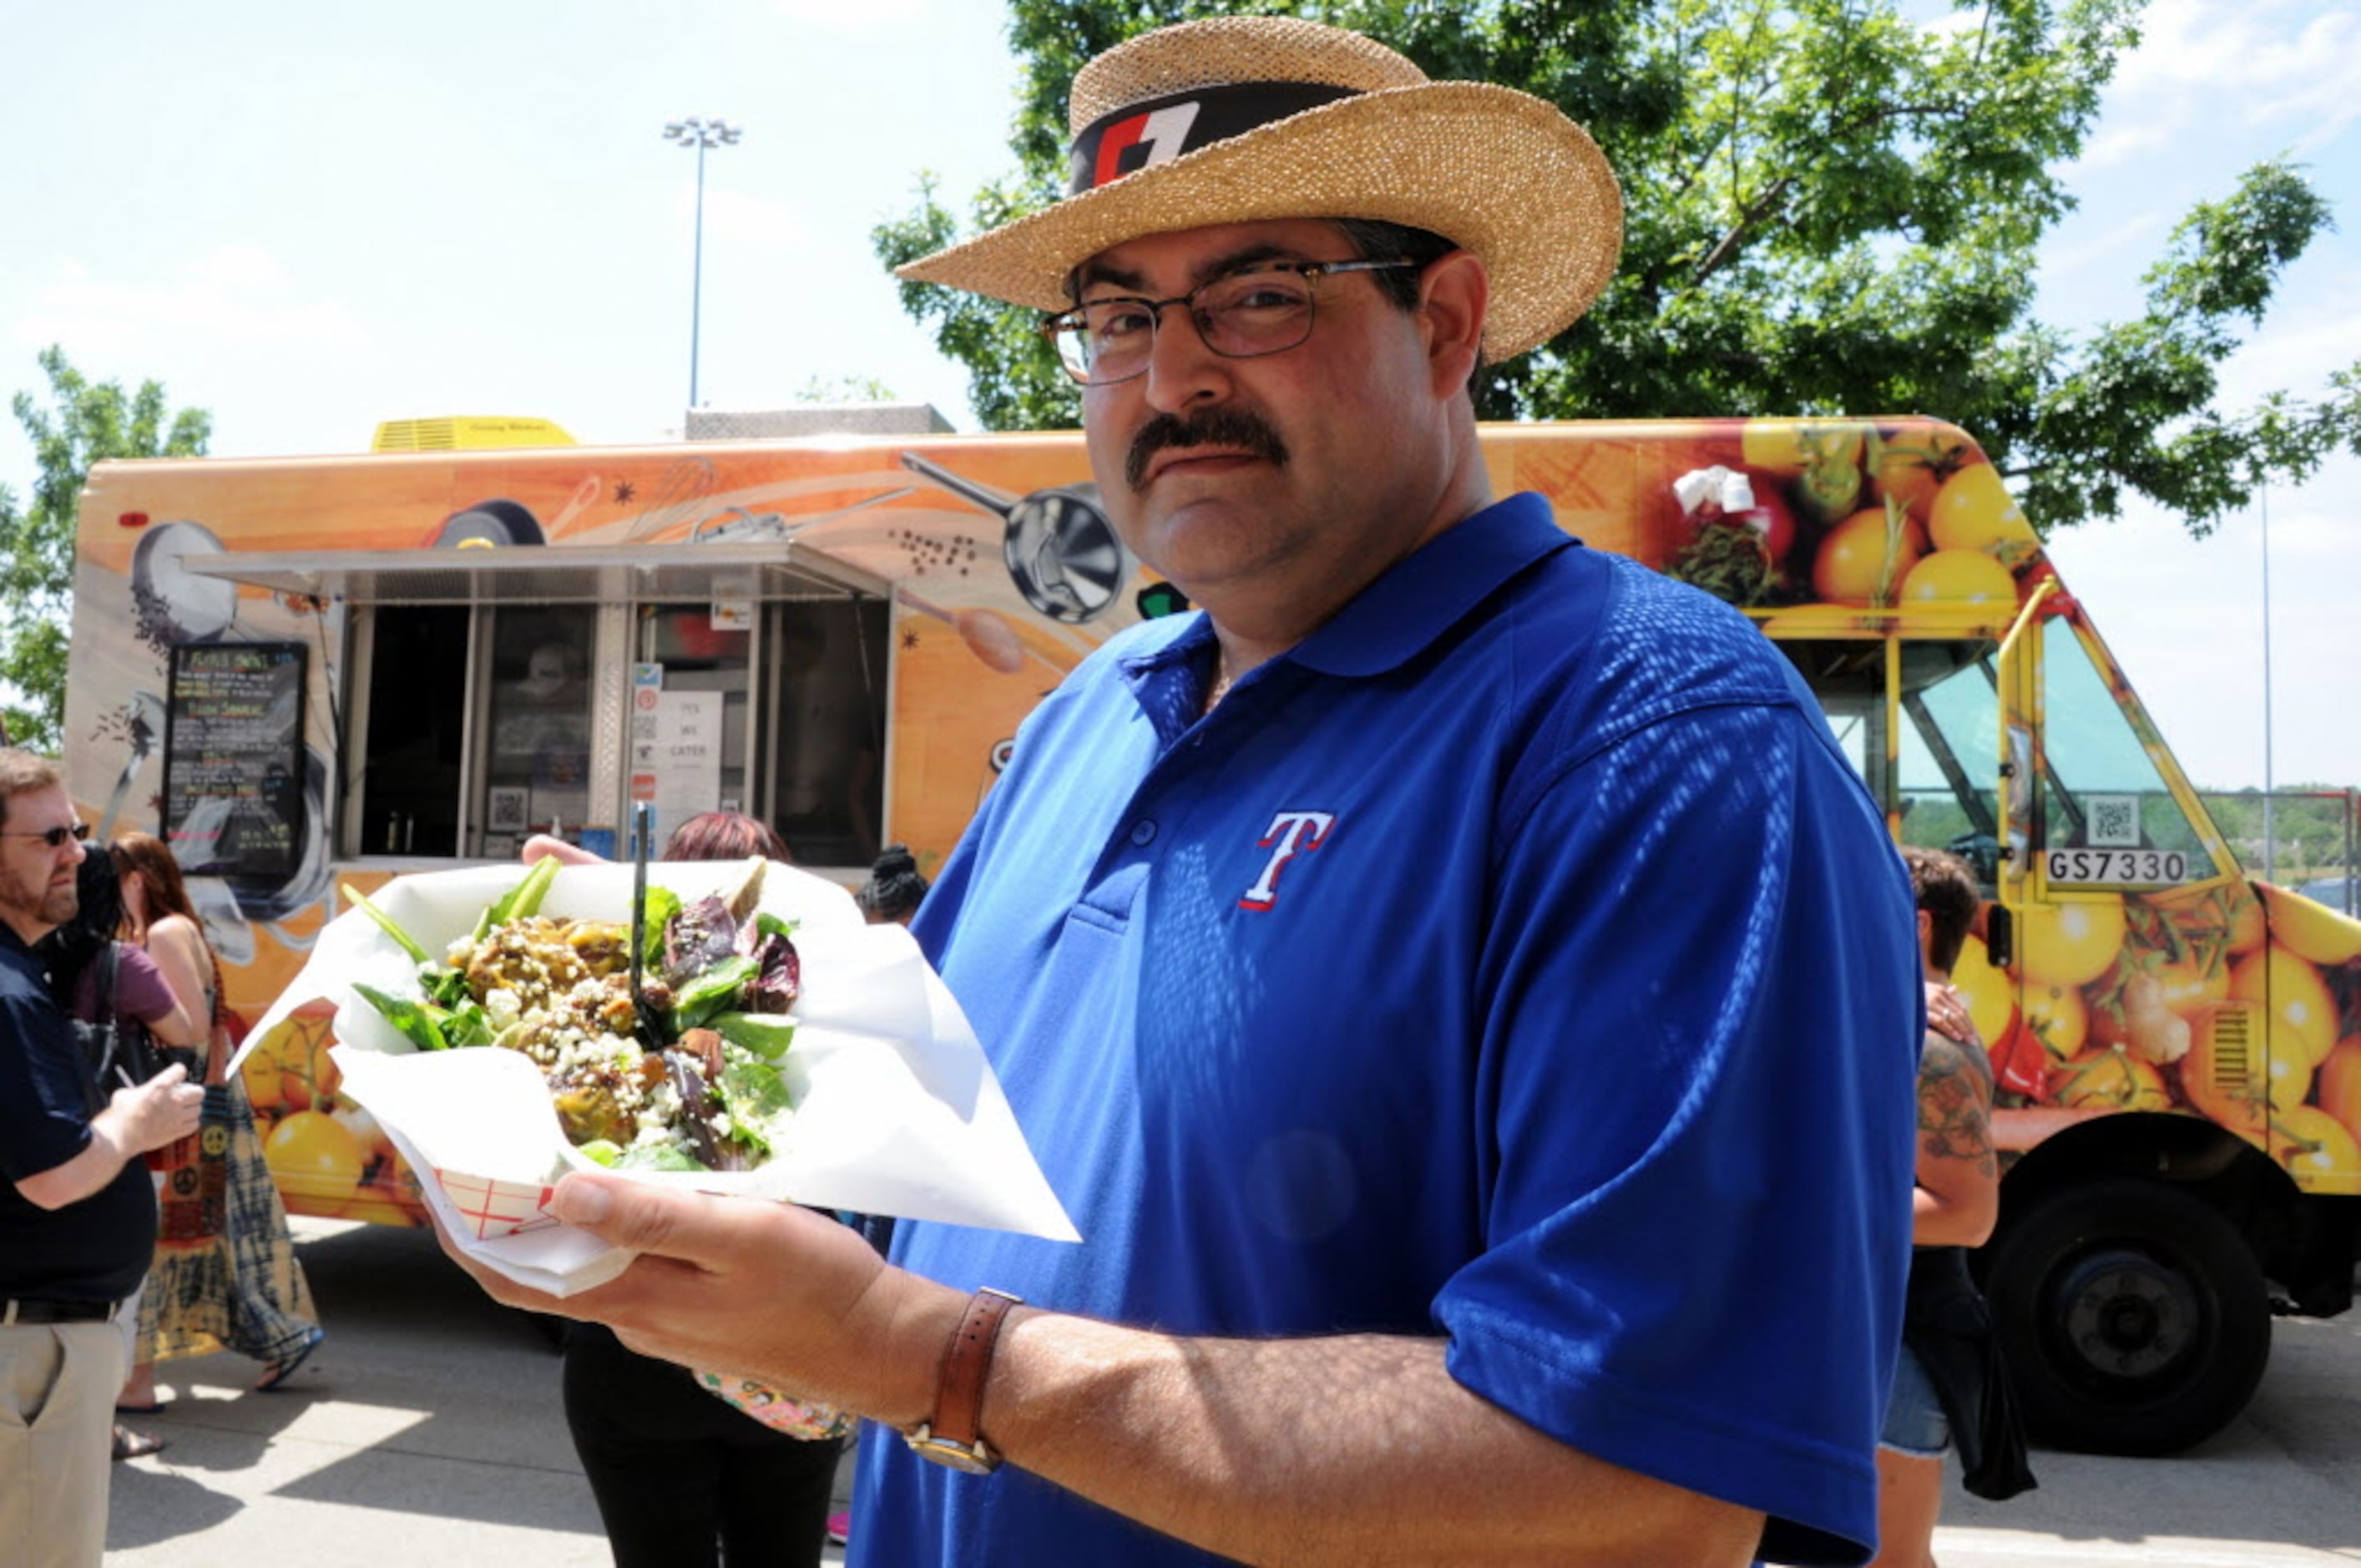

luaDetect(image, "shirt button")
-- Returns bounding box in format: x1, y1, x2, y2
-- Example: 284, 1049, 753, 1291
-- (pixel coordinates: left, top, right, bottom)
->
1129, 820, 1157, 847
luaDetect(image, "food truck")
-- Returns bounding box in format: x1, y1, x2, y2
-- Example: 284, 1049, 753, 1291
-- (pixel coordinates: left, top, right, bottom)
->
62, 415, 2361, 1453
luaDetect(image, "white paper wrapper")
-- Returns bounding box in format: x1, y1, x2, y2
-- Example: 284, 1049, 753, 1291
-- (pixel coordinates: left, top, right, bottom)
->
238, 859, 1077, 1294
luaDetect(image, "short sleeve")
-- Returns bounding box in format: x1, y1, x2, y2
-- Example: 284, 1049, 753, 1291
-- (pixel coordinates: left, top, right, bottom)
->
112, 944, 183, 1027
1438, 701, 1922, 1565
0, 991, 99, 1182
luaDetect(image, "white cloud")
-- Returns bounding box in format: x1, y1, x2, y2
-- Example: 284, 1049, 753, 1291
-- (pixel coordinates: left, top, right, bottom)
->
2215, 280, 2361, 405
8, 249, 368, 361
2084, 0, 2361, 168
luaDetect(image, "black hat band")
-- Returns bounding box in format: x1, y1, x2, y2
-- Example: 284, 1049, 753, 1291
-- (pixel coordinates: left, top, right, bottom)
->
1067, 81, 1363, 196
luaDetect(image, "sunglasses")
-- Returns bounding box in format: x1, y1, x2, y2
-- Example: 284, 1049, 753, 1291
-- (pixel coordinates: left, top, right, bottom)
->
2, 822, 93, 849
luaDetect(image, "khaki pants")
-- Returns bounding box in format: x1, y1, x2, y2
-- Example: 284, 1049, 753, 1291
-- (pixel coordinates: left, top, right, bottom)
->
0, 1320, 127, 1568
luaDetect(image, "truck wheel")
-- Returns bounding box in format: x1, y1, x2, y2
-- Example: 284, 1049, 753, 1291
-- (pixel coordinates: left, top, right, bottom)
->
1983, 1177, 2271, 1455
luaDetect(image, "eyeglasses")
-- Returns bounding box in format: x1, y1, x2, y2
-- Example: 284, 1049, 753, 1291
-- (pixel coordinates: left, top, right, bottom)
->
1042, 258, 1422, 386
2, 822, 92, 849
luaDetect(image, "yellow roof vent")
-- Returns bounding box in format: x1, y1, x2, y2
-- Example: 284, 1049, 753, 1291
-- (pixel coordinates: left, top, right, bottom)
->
372, 417, 576, 452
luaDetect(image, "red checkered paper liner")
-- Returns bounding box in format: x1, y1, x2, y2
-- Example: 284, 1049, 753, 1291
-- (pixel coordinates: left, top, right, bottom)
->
435, 1168, 562, 1241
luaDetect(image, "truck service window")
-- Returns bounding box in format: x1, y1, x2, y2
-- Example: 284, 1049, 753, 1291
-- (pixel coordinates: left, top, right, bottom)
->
358, 606, 469, 857
765, 598, 888, 869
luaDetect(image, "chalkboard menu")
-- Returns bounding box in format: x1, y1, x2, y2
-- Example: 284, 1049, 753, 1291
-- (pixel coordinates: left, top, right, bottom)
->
162, 643, 306, 883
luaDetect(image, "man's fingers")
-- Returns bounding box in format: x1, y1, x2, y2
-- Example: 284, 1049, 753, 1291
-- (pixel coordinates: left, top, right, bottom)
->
145, 1061, 189, 1088
546, 1171, 778, 1272
521, 834, 603, 866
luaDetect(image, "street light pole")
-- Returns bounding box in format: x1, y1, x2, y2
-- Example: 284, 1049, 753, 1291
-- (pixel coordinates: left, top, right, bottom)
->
663, 116, 741, 410
2260, 481, 2276, 881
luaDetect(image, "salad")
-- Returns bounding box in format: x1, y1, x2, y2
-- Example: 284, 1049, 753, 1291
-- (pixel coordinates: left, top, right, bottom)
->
342, 854, 804, 1172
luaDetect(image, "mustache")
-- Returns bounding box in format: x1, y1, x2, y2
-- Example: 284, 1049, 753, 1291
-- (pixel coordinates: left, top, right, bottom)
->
1124, 407, 1290, 492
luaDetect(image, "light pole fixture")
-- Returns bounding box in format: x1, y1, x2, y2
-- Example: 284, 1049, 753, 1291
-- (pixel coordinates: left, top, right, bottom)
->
663, 116, 742, 409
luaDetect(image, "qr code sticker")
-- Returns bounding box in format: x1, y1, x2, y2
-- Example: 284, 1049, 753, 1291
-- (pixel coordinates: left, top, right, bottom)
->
2087, 794, 2140, 847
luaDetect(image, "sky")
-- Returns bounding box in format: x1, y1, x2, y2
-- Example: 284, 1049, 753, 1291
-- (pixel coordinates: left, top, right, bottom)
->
3, 0, 2357, 794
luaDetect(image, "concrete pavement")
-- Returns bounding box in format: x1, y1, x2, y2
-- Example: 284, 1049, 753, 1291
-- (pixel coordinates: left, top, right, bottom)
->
99, 1218, 2360, 1565
103, 1216, 847, 1566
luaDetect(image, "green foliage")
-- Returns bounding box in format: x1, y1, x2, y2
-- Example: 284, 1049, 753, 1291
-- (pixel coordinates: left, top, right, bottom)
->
0, 346, 210, 751
2195, 789, 2360, 878
796, 373, 903, 403
871, 0, 2361, 537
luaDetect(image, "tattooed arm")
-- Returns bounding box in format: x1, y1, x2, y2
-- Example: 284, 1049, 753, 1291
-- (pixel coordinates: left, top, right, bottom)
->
1912, 1021, 1999, 1247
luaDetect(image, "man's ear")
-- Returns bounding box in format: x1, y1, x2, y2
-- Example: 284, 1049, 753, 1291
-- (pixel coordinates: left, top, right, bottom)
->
1417, 250, 1488, 398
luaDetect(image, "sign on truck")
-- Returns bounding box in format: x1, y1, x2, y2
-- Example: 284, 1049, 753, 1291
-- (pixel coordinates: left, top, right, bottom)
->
64, 415, 2361, 1453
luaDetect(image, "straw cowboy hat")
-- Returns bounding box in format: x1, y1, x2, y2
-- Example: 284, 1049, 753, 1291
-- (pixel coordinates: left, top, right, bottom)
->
895, 15, 1623, 361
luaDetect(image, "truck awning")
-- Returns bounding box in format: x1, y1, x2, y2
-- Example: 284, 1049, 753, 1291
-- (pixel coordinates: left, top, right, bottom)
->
178, 541, 893, 607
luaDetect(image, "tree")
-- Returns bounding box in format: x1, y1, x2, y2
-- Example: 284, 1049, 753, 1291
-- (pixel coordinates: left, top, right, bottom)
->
0, 346, 210, 751
871, 0, 2361, 538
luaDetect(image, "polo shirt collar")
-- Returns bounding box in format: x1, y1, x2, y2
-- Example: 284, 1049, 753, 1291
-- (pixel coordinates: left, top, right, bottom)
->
1292, 493, 1574, 678
1114, 493, 1575, 734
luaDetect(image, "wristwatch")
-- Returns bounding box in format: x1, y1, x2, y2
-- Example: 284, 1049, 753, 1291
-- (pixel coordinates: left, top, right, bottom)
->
902, 1287, 1023, 1474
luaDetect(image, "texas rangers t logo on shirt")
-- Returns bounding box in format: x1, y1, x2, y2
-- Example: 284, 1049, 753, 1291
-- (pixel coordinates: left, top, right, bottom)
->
1240, 810, 1335, 911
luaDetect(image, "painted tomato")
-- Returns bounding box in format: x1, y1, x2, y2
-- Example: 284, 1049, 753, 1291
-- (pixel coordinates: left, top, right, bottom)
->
2182, 1009, 2271, 1134
240, 1037, 287, 1114
1812, 507, 1928, 606
2321, 1038, 2361, 1142
2152, 955, 2233, 1016
2267, 1105, 2361, 1186
2050, 1046, 2172, 1111
1727, 472, 1798, 564
263, 1110, 367, 1210
1869, 427, 1969, 519
1899, 548, 2017, 608
2229, 944, 2340, 1068
2018, 980, 2090, 1065
2259, 883, 2361, 967
2019, 896, 2128, 989
1928, 463, 2035, 554
1742, 420, 1866, 476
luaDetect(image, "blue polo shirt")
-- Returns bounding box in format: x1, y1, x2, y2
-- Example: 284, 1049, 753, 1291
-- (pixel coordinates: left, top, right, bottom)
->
858, 493, 1920, 1568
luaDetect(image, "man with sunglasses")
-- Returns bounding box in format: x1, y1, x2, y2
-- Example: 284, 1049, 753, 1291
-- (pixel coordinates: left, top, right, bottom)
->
454, 18, 1920, 1565
1, 750, 205, 1567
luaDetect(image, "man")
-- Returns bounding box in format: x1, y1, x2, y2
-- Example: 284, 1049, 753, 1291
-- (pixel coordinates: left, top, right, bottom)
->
1870, 848, 2027, 1567
0, 750, 205, 1568
460, 18, 1920, 1565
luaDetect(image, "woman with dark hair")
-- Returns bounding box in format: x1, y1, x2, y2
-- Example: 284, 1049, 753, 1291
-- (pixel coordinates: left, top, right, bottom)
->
854, 843, 928, 926
559, 808, 846, 1568
662, 810, 791, 865
36, 851, 208, 1460
110, 830, 324, 1413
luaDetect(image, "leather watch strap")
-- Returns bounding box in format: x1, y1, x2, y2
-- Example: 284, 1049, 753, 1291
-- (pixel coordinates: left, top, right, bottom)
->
928, 1287, 1021, 1453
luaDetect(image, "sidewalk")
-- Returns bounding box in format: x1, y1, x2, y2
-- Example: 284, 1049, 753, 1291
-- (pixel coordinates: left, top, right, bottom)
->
104, 1216, 852, 1566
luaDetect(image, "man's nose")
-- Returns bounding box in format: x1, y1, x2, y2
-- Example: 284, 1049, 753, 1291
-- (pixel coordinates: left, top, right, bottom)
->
1140, 306, 1231, 413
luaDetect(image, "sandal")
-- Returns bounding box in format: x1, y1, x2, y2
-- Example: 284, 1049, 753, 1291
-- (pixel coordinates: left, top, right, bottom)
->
113, 1424, 168, 1461
255, 1327, 326, 1393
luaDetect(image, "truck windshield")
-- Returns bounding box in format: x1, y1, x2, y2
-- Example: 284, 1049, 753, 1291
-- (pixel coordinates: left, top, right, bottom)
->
1782, 624, 2225, 893
2034, 615, 2224, 888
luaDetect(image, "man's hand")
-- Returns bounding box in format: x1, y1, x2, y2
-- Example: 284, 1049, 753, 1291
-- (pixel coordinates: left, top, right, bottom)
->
14, 1062, 203, 1211
435, 1170, 962, 1426
105, 1061, 205, 1156
520, 834, 603, 867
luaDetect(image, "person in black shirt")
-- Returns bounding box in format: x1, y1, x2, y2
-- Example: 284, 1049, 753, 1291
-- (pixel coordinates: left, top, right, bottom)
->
0, 751, 203, 1568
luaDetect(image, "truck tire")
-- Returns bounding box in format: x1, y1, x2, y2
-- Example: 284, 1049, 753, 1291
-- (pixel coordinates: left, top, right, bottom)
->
1983, 1177, 2270, 1455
